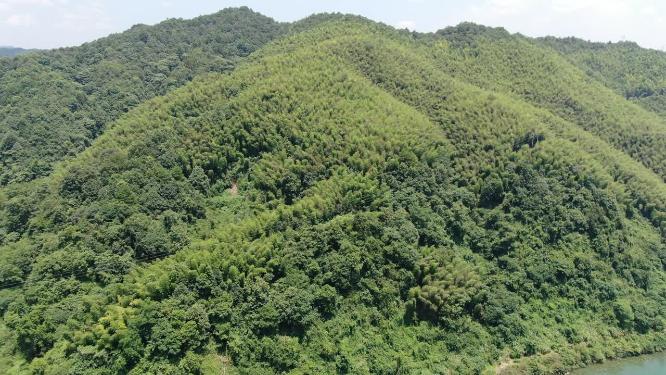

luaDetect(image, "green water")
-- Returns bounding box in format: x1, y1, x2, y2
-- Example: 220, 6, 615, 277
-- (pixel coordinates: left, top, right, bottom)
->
574, 352, 666, 375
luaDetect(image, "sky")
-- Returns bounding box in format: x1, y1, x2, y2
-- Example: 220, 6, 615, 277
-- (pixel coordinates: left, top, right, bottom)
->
1, 0, 665, 50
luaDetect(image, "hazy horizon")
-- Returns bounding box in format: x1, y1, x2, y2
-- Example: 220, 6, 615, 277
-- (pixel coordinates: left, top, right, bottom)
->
1, 0, 664, 51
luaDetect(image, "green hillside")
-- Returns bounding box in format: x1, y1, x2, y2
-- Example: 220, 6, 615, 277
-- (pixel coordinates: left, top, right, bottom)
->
1, 11, 666, 375
0, 7, 284, 185
540, 37, 666, 120
423, 24, 666, 181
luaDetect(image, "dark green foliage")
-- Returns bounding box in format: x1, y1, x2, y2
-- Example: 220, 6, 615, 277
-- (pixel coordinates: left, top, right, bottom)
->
0, 7, 285, 185
1, 10, 666, 375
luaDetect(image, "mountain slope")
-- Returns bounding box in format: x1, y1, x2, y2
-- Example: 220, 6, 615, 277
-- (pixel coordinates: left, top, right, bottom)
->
540, 37, 666, 120
421, 24, 666, 182
0, 7, 285, 185
1, 15, 665, 375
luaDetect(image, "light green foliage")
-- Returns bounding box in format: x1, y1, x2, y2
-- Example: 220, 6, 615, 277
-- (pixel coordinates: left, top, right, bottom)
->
0, 11, 665, 375
540, 37, 666, 119
409, 248, 483, 323
429, 24, 666, 181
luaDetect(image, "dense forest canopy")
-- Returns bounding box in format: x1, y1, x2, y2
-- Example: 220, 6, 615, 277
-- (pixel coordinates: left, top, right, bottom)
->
540, 37, 666, 120
0, 7, 665, 375
0, 7, 285, 185
427, 24, 666, 182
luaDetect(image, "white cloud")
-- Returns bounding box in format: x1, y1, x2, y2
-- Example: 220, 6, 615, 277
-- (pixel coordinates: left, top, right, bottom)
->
396, 20, 416, 30
550, 0, 632, 15
486, 0, 532, 15
460, 0, 666, 50
0, 0, 54, 6
0, 0, 112, 47
57, 0, 111, 32
6, 13, 33, 26
0, 0, 664, 51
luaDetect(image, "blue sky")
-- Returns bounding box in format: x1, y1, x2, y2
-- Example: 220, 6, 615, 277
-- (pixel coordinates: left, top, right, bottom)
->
1, 0, 665, 50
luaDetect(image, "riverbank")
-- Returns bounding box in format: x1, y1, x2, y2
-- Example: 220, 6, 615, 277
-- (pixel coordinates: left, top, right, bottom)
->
493, 330, 666, 374
573, 350, 666, 374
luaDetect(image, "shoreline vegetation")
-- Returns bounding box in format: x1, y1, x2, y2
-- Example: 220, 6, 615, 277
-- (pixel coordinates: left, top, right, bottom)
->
572, 348, 666, 374
493, 330, 666, 373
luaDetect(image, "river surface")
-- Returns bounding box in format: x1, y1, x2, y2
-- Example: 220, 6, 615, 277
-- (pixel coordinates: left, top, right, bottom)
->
573, 351, 666, 375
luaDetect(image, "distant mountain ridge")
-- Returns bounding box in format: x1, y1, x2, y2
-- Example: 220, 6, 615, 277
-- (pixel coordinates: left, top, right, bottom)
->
0, 46, 33, 57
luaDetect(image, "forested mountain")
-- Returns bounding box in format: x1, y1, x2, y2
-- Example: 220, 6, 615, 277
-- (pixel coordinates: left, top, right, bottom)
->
0, 48, 32, 58
1, 9, 665, 375
0, 7, 285, 185
428, 24, 666, 181
540, 37, 666, 120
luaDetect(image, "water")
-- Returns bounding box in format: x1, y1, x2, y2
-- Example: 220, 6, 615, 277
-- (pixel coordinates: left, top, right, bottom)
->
573, 351, 666, 375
